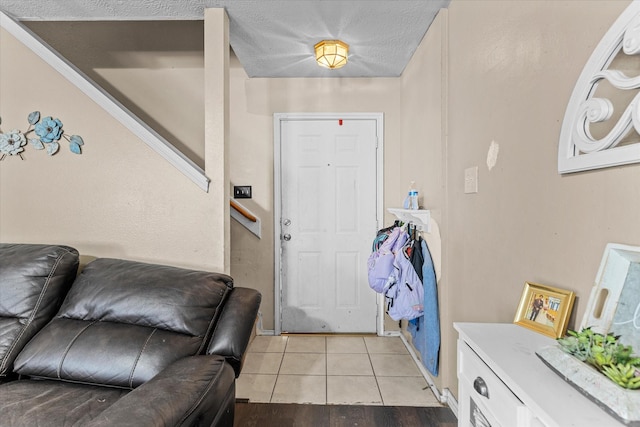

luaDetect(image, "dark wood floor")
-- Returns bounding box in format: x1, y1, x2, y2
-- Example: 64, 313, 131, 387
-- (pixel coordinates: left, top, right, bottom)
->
234, 402, 457, 427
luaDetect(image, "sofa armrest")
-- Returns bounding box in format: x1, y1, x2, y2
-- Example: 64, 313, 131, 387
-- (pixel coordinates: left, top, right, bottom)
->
207, 287, 261, 377
86, 355, 235, 427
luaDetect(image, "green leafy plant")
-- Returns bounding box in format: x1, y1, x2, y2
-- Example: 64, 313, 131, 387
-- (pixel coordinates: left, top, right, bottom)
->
557, 327, 640, 389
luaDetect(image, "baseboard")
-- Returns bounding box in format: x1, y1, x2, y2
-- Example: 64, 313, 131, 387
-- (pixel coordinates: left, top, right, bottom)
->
442, 388, 458, 418
397, 333, 445, 404
254, 311, 275, 336
396, 333, 458, 417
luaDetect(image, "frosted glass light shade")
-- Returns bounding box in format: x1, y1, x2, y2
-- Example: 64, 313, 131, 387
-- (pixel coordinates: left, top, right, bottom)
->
314, 40, 349, 69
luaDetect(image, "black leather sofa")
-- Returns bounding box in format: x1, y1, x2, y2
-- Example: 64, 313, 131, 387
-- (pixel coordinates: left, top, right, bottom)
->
0, 243, 261, 427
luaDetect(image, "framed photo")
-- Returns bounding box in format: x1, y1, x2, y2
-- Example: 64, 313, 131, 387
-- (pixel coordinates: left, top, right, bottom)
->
514, 282, 575, 338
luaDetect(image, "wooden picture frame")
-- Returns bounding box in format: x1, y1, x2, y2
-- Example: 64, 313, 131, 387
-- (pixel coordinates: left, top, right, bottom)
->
514, 282, 575, 338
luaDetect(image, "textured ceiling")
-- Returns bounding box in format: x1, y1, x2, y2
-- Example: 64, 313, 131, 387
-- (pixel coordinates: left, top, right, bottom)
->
0, 0, 450, 77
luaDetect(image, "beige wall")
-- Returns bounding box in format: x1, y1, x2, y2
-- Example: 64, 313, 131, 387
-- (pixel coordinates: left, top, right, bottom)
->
0, 13, 228, 272
24, 20, 207, 168
4, 0, 640, 404
399, 8, 448, 391
2, 16, 404, 331
228, 56, 403, 330
438, 0, 636, 397
205, 9, 231, 273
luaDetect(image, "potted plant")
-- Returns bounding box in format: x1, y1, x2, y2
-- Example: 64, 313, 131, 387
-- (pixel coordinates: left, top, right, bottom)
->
557, 327, 640, 390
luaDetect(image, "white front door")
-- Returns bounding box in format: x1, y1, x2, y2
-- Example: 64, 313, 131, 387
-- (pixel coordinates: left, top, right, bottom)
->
278, 116, 380, 333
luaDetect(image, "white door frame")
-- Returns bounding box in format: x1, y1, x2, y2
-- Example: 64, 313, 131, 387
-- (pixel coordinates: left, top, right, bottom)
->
273, 112, 385, 336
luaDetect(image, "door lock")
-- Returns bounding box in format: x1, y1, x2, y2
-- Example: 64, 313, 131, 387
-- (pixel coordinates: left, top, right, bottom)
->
283, 219, 291, 226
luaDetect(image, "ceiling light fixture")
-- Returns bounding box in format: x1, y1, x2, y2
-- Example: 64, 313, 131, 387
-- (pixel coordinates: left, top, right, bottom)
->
314, 40, 349, 69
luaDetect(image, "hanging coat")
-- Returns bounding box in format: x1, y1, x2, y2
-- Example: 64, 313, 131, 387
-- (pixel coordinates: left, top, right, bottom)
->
407, 238, 440, 376
408, 237, 424, 282
385, 236, 424, 321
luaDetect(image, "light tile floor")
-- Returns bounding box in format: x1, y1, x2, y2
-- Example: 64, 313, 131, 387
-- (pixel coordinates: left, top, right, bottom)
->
237, 335, 442, 406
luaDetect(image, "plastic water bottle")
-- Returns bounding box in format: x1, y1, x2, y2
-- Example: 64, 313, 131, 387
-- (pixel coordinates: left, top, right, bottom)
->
403, 181, 419, 210
409, 189, 419, 210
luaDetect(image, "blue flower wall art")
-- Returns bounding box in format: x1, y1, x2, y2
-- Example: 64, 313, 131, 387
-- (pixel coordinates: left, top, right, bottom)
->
0, 111, 84, 160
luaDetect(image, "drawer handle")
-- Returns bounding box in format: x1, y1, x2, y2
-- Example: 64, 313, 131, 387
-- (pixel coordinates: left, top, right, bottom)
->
473, 376, 489, 398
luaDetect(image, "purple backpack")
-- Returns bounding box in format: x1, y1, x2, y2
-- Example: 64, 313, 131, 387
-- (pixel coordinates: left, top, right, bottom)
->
385, 242, 424, 321
367, 227, 407, 293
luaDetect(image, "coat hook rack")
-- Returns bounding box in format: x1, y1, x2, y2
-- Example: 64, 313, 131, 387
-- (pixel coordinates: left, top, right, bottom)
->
387, 208, 431, 233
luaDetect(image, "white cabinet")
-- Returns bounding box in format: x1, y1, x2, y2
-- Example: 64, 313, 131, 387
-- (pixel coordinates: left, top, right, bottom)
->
455, 323, 624, 427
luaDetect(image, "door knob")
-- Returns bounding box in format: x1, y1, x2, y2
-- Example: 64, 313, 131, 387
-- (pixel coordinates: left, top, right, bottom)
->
283, 233, 292, 241
283, 219, 291, 226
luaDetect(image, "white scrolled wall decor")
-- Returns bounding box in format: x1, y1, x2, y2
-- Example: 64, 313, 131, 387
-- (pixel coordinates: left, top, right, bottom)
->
559, 0, 640, 173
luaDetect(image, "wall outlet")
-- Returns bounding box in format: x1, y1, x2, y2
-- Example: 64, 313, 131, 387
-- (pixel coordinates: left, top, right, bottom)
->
233, 185, 252, 199
464, 167, 478, 194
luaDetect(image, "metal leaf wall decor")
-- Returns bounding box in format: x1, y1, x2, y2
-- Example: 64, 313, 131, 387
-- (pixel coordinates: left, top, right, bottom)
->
0, 111, 84, 160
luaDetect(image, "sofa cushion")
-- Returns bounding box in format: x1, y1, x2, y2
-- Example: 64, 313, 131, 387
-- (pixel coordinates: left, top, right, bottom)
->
0, 244, 79, 377
85, 356, 235, 427
0, 356, 234, 427
14, 258, 233, 388
0, 379, 129, 426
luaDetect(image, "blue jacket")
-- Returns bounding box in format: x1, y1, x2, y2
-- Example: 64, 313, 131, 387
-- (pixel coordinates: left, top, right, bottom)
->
407, 238, 440, 376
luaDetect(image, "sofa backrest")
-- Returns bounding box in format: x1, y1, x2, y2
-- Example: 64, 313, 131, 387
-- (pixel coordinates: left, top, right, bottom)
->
13, 258, 233, 389
0, 243, 79, 378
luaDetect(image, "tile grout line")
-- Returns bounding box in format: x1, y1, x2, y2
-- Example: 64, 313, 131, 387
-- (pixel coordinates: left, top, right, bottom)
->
246, 335, 432, 406
367, 339, 386, 406
269, 336, 287, 403
324, 337, 327, 405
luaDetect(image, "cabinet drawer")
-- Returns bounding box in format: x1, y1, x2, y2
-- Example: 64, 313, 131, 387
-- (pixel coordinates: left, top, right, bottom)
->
458, 340, 525, 426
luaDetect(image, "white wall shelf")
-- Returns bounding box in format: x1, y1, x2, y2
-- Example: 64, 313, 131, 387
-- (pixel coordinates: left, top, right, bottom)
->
387, 208, 431, 233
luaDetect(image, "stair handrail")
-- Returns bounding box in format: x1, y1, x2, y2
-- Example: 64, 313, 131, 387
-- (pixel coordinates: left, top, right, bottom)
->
230, 199, 257, 223
229, 198, 261, 238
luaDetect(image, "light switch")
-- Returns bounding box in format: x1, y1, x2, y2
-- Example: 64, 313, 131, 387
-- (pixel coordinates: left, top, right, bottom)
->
464, 167, 478, 194
233, 185, 252, 199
